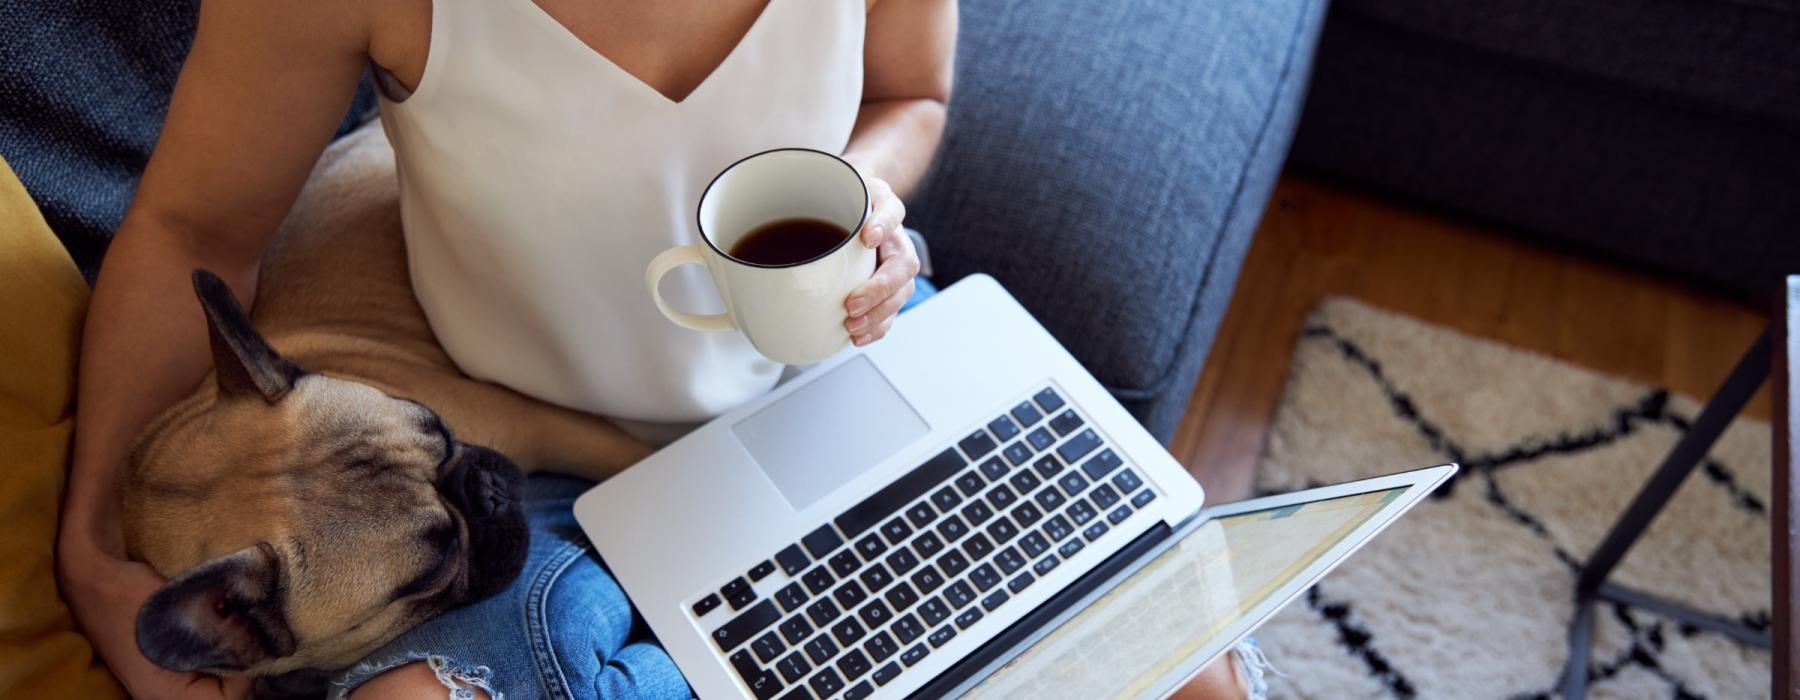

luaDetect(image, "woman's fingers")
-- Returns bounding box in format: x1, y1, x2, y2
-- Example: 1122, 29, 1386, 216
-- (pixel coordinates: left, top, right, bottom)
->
860, 179, 905, 248
847, 230, 919, 316
847, 278, 915, 336
853, 316, 896, 347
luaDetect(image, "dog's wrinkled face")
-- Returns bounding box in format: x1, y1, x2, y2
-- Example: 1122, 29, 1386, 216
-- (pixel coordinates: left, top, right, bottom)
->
122, 271, 530, 675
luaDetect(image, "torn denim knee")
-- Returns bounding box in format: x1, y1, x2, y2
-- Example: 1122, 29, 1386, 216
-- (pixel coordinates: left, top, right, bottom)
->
329, 652, 502, 700
1232, 637, 1279, 700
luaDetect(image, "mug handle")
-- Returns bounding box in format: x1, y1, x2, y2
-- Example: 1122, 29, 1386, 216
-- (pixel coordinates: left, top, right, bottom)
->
645, 244, 736, 332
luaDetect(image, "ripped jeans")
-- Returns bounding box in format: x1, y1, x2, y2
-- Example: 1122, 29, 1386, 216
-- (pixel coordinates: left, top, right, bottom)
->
329, 474, 691, 700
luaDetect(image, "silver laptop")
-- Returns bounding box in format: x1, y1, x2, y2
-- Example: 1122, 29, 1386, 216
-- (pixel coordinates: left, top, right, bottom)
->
574, 275, 1453, 699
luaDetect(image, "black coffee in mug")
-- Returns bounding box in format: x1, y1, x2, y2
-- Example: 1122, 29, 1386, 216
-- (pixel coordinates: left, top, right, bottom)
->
727, 218, 851, 266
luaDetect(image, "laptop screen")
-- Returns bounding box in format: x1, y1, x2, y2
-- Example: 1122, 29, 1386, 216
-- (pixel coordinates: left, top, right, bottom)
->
961, 486, 1410, 699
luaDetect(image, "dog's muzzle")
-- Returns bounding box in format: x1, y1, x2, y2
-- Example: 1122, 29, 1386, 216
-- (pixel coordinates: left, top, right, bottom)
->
436, 443, 530, 601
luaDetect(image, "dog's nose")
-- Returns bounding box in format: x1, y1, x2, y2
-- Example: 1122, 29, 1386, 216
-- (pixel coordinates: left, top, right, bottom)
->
436, 443, 529, 600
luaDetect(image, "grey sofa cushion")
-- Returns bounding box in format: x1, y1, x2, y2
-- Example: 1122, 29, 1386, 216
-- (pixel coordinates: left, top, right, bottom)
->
910, 0, 1327, 441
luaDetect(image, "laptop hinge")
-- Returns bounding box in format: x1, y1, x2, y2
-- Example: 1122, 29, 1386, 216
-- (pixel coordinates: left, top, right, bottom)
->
906, 523, 1173, 699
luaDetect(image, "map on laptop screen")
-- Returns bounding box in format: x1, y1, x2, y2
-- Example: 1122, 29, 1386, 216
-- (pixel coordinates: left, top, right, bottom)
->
963, 486, 1408, 699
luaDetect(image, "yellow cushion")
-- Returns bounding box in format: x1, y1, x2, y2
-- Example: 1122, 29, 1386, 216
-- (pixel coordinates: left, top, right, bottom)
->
0, 155, 123, 697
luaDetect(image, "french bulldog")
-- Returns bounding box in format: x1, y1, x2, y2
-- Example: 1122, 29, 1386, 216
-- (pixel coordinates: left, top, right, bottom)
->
120, 122, 651, 678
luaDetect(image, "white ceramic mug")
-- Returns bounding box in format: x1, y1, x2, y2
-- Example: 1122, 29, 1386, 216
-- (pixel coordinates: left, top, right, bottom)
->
646, 148, 874, 365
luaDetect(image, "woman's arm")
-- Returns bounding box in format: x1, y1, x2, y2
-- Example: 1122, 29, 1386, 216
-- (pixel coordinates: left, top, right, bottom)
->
57, 2, 373, 697
840, 0, 956, 344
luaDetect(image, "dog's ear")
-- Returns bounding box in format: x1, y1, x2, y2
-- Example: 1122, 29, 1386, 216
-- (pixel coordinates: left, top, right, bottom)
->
137, 542, 296, 673
192, 270, 300, 403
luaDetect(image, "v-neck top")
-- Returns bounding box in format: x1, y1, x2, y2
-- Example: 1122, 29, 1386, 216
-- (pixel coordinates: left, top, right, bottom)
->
377, 0, 864, 423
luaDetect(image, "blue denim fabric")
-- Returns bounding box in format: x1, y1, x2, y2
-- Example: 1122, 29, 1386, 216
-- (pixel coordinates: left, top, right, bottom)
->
328, 475, 690, 700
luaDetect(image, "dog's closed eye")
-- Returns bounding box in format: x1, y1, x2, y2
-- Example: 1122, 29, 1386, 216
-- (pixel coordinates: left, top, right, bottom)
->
393, 520, 459, 600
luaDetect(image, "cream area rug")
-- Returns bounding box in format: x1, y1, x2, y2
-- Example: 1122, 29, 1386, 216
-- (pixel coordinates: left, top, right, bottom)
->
1251, 299, 1771, 699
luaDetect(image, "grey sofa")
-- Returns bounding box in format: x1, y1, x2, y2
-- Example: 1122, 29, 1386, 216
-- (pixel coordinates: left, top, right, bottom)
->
2, 0, 1327, 447
1286, 0, 1800, 302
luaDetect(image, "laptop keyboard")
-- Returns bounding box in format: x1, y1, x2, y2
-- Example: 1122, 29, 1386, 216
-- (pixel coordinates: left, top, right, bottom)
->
691, 386, 1161, 699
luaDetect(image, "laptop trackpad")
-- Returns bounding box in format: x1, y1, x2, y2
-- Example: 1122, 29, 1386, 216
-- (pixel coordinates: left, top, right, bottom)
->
732, 356, 929, 511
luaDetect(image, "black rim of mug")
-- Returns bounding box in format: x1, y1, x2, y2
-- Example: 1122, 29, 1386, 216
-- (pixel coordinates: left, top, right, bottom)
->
695, 147, 871, 270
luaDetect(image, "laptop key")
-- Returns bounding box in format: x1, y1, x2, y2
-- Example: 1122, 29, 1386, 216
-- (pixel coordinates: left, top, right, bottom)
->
1034, 388, 1066, 413
1012, 502, 1043, 528
901, 643, 929, 667
1034, 555, 1060, 576
1080, 449, 1124, 480
752, 631, 788, 665
1108, 504, 1133, 525
693, 593, 722, 617
937, 550, 970, 578
724, 578, 757, 611
865, 630, 900, 662
1011, 400, 1044, 427
859, 599, 892, 629
829, 551, 859, 578
962, 499, 995, 527
995, 547, 1026, 574
957, 430, 998, 460
734, 652, 783, 700
880, 517, 912, 545
944, 580, 977, 609
808, 668, 844, 697
836, 448, 966, 538
986, 483, 1018, 509
981, 590, 1009, 612
831, 616, 865, 646
1056, 428, 1101, 463
714, 600, 781, 651
806, 598, 841, 626
913, 531, 944, 558
749, 560, 777, 581
858, 563, 893, 593
833, 581, 867, 609
873, 661, 902, 686
1042, 515, 1074, 543
1034, 486, 1066, 511
1003, 441, 1033, 466
962, 532, 995, 561
928, 625, 957, 648
978, 456, 1009, 481
802, 524, 844, 559
775, 544, 811, 576
1008, 469, 1040, 494
1019, 531, 1051, 558
969, 563, 1001, 592
1114, 468, 1144, 494
1058, 538, 1085, 559
893, 613, 926, 643
1047, 408, 1082, 436
804, 634, 839, 664
885, 581, 919, 611
839, 649, 873, 681
955, 607, 984, 630
776, 650, 811, 683
779, 615, 813, 645
1132, 489, 1157, 508
1008, 571, 1036, 594
802, 566, 834, 595
1027, 428, 1057, 452
1032, 454, 1062, 479
911, 564, 944, 594
730, 649, 760, 680
844, 680, 875, 700
1058, 472, 1089, 498
987, 517, 1019, 544
886, 546, 920, 577
937, 514, 969, 543
919, 596, 951, 625
955, 471, 986, 498
855, 534, 887, 561
931, 485, 962, 511
1066, 499, 1098, 526
1083, 522, 1109, 541
1091, 484, 1120, 509
988, 415, 1021, 442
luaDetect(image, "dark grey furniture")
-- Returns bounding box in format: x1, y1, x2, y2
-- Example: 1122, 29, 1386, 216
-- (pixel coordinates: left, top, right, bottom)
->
4, 0, 1330, 448
1286, 0, 1800, 302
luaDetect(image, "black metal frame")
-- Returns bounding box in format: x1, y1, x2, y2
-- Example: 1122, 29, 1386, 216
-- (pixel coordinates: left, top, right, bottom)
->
1560, 328, 1774, 698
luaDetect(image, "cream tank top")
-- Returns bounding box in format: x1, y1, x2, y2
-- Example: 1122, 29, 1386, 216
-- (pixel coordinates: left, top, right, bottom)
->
377, 0, 864, 423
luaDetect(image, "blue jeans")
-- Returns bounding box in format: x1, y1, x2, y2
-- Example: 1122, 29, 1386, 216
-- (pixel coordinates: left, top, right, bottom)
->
330, 280, 940, 700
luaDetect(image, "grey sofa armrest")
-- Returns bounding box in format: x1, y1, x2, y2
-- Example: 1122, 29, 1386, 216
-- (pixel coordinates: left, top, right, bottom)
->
909, 0, 1328, 443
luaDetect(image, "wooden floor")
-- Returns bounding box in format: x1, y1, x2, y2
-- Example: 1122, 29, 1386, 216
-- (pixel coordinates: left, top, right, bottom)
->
1170, 176, 1774, 503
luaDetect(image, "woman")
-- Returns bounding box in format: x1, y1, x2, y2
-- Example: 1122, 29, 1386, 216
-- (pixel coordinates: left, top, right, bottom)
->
55, 0, 1257, 697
